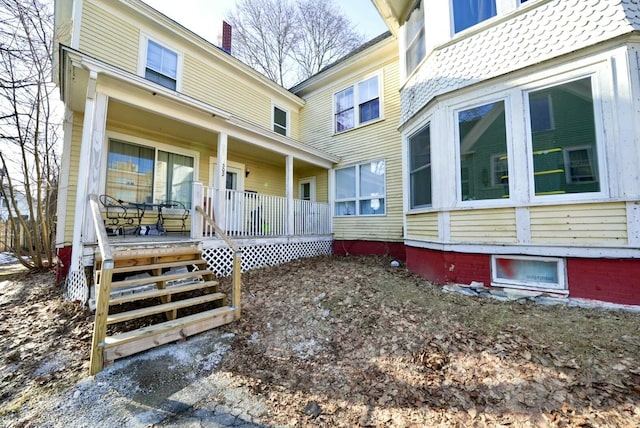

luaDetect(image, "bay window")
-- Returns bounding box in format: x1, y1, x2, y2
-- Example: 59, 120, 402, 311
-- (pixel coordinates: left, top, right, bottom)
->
106, 140, 194, 207
457, 100, 509, 201
453, 0, 497, 33
405, 0, 425, 75
528, 77, 600, 196
409, 124, 432, 208
335, 160, 386, 216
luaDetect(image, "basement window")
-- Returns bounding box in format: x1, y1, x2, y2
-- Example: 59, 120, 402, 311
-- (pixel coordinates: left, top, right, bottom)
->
491, 255, 566, 291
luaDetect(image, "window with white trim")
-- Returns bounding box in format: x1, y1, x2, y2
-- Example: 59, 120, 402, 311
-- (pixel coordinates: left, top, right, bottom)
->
492, 255, 566, 291
405, 0, 425, 75
334, 160, 386, 216
273, 106, 288, 136
452, 0, 497, 33
409, 124, 432, 208
528, 77, 600, 196
144, 39, 178, 90
334, 75, 381, 133
457, 100, 509, 201
106, 139, 194, 207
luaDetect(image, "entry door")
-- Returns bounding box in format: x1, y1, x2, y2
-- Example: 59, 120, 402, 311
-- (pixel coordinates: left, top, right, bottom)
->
225, 167, 244, 233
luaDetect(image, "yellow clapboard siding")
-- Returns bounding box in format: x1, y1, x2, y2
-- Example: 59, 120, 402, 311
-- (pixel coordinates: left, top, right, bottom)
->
406, 213, 439, 240
183, 55, 271, 130
450, 208, 517, 243
297, 48, 402, 242
79, 2, 139, 73
530, 202, 627, 244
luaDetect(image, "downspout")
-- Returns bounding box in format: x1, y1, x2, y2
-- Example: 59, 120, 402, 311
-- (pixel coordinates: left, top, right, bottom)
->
68, 67, 98, 276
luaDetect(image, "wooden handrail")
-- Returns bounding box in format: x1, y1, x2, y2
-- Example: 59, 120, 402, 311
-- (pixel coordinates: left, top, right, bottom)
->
88, 194, 114, 375
195, 205, 242, 320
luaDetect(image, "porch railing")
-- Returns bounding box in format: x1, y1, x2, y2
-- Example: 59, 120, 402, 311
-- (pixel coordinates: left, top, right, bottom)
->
195, 186, 331, 238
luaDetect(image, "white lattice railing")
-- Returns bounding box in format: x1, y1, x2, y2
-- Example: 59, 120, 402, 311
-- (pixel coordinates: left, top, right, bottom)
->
197, 186, 331, 238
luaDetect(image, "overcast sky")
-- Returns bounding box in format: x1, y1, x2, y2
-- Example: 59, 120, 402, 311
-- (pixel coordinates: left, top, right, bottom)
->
142, 0, 388, 45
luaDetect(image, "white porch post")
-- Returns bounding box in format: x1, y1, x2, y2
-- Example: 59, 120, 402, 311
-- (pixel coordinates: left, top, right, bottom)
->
214, 133, 228, 230
69, 70, 98, 274
82, 92, 108, 244
191, 182, 203, 239
286, 155, 294, 235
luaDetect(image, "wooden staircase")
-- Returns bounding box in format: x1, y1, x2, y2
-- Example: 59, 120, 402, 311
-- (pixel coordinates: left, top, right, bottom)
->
91, 244, 236, 371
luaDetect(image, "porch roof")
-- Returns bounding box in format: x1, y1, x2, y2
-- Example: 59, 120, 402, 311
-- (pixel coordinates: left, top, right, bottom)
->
59, 46, 341, 169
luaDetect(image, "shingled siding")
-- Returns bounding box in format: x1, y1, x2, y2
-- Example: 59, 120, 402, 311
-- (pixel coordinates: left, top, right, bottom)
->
400, 0, 640, 125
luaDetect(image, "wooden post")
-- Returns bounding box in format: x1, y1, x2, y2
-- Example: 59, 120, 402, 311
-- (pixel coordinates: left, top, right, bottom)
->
89, 262, 112, 375
232, 251, 242, 319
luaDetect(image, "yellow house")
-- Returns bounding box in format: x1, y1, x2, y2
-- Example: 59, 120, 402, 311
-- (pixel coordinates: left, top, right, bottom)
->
371, 0, 640, 305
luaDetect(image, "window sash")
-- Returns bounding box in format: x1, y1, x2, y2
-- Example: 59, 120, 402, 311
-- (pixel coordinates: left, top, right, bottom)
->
145, 40, 178, 90
528, 77, 600, 196
334, 161, 386, 216
106, 140, 194, 207
409, 125, 432, 208
452, 0, 497, 33
335, 76, 380, 132
274, 106, 287, 136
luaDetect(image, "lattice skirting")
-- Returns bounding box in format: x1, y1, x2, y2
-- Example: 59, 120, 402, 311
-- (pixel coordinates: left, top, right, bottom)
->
201, 239, 333, 277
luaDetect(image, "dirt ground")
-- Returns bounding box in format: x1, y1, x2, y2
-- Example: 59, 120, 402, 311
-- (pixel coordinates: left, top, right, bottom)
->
1, 255, 640, 427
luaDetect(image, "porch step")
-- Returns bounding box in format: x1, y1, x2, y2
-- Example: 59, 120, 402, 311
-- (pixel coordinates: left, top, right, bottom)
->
95, 245, 202, 263
110, 270, 214, 289
108, 280, 219, 306
111, 258, 207, 275
106, 292, 225, 325
102, 306, 236, 363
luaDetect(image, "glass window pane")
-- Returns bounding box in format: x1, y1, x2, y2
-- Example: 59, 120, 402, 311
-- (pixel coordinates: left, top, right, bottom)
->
358, 76, 378, 103
360, 198, 385, 215
360, 161, 385, 197
359, 99, 379, 123
335, 201, 356, 216
335, 167, 356, 199
336, 109, 354, 132
409, 125, 431, 207
458, 101, 508, 201
106, 140, 154, 203
406, 30, 425, 75
156, 150, 194, 207
529, 78, 599, 195
453, 0, 497, 33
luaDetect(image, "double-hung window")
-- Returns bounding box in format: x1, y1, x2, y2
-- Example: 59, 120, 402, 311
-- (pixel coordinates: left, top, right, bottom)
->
452, 0, 497, 33
145, 39, 178, 90
528, 77, 600, 196
409, 124, 432, 208
334, 75, 380, 133
405, 0, 425, 75
334, 160, 386, 216
273, 106, 288, 136
106, 139, 195, 207
457, 100, 509, 201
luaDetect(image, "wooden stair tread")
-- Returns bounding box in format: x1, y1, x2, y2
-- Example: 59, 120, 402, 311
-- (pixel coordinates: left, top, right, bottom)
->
106, 292, 225, 325
110, 259, 207, 275
108, 280, 219, 305
101, 306, 236, 362
95, 246, 201, 262
103, 306, 235, 347
110, 270, 213, 289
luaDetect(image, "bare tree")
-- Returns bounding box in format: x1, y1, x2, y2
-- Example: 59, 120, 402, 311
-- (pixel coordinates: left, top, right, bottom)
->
292, 0, 366, 79
0, 0, 59, 270
228, 0, 365, 88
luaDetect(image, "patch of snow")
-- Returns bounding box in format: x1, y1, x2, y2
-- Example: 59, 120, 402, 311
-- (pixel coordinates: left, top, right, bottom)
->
0, 252, 17, 264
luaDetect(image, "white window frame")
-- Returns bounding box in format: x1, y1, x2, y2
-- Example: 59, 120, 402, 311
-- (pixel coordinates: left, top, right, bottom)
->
298, 177, 316, 202
453, 96, 514, 207
524, 71, 607, 203
491, 255, 567, 291
102, 131, 199, 205
272, 103, 289, 137
137, 33, 184, 92
334, 160, 386, 217
408, 123, 433, 209
333, 72, 383, 134
404, 0, 425, 77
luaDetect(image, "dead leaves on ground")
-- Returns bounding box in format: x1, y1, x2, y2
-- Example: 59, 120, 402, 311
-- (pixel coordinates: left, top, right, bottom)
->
220, 256, 640, 426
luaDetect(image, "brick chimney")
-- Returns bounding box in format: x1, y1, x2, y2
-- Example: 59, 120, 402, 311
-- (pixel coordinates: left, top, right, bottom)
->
222, 21, 232, 54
